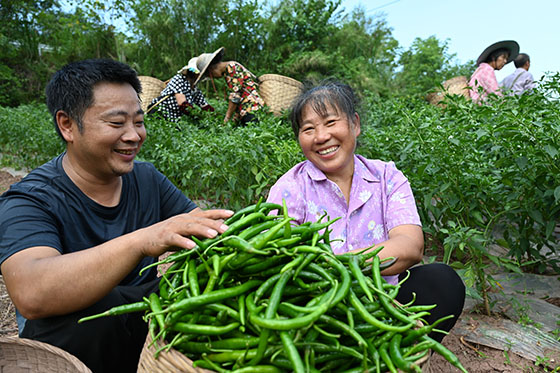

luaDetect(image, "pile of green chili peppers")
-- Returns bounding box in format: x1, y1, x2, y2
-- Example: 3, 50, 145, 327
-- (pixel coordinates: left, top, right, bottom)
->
80, 200, 468, 373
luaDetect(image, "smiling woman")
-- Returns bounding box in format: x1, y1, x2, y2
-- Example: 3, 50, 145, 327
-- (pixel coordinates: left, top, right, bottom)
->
267, 80, 466, 344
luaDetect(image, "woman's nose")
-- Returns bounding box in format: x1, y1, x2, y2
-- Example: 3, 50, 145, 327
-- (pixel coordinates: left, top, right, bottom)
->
314, 125, 330, 143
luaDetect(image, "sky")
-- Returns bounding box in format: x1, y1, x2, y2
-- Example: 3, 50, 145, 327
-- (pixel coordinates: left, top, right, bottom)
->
340, 0, 558, 83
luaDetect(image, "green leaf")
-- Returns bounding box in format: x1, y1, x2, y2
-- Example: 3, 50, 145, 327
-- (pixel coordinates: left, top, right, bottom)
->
495, 239, 510, 249
543, 145, 558, 159
528, 209, 544, 225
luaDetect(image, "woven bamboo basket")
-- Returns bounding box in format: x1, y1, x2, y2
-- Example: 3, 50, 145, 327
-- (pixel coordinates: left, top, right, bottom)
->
426, 76, 470, 106
138, 76, 167, 112
258, 74, 304, 115
0, 336, 92, 373
137, 327, 431, 373
138, 330, 214, 373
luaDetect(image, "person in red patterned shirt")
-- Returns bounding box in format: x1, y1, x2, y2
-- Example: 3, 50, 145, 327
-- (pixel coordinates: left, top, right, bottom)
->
193, 47, 265, 125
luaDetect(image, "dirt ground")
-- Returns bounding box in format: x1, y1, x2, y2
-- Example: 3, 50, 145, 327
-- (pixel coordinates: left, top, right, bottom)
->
0, 169, 554, 372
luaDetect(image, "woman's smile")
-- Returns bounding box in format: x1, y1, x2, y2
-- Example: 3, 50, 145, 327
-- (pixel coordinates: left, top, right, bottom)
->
317, 145, 339, 156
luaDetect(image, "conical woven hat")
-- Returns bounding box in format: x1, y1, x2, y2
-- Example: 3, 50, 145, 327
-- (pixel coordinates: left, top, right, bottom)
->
193, 47, 225, 86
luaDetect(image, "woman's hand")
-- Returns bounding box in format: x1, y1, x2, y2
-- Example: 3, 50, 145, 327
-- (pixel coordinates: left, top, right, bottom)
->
225, 100, 237, 123
349, 224, 424, 275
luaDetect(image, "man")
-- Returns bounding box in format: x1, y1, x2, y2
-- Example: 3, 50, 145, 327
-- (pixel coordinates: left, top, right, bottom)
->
500, 53, 536, 95
0, 59, 233, 372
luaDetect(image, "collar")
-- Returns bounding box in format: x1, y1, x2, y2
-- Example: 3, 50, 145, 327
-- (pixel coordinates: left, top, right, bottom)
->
304, 155, 380, 183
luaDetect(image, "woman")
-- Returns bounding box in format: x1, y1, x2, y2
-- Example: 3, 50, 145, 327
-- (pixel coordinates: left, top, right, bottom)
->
266, 81, 465, 342
194, 47, 265, 125
147, 58, 214, 122
468, 40, 519, 102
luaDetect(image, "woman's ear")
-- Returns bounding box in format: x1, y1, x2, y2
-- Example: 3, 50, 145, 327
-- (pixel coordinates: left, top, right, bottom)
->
353, 112, 361, 137
56, 111, 75, 143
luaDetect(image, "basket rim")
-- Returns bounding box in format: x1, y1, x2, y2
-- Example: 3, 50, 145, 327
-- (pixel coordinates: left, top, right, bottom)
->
0, 336, 92, 372
259, 73, 303, 88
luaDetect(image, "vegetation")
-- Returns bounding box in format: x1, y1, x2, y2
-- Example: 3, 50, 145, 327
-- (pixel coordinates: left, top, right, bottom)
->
1, 76, 559, 311
1, 0, 559, 313
1, 0, 469, 106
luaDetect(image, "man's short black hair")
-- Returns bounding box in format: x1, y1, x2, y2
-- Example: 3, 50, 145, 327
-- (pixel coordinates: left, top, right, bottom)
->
514, 53, 530, 68
45, 59, 142, 140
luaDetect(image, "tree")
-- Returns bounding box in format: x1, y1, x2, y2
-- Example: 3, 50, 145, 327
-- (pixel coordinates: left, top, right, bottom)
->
395, 36, 474, 97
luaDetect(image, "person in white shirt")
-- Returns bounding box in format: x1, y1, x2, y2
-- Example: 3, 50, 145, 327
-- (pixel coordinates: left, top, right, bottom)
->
500, 53, 536, 95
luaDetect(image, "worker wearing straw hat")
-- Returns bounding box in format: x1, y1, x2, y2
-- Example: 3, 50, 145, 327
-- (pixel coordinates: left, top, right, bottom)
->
147, 58, 215, 122
193, 47, 265, 125
468, 40, 519, 102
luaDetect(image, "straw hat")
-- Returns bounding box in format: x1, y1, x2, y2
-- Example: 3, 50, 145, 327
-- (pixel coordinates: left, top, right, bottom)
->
177, 58, 200, 75
193, 47, 225, 86
476, 40, 519, 66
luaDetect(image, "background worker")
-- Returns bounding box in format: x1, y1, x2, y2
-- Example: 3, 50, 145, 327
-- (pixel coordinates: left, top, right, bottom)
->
468, 40, 519, 101
194, 47, 265, 125
500, 53, 536, 95
148, 58, 215, 122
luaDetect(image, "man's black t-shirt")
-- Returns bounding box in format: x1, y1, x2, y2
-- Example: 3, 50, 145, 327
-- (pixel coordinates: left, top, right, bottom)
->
0, 153, 197, 286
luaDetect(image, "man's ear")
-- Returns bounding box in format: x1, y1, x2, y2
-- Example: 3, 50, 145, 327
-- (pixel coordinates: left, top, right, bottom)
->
56, 111, 75, 143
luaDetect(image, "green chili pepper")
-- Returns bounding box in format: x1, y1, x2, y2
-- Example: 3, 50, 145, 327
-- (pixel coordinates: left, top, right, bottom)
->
225, 202, 282, 225
421, 335, 468, 373
280, 331, 305, 373
170, 321, 240, 335
78, 301, 148, 323
372, 255, 416, 325
349, 290, 413, 333
379, 341, 398, 373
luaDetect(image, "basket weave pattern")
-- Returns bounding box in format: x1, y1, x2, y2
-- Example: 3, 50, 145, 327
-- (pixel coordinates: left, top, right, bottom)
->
258, 74, 304, 115
427, 75, 469, 106
138, 76, 167, 112
138, 330, 214, 373
0, 336, 92, 373
137, 324, 430, 373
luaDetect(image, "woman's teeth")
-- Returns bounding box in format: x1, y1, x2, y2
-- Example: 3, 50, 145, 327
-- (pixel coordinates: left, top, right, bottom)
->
318, 146, 338, 155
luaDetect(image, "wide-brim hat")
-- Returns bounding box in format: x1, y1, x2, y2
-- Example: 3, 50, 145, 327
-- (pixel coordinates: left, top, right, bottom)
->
177, 57, 200, 75
476, 40, 519, 66
193, 47, 225, 86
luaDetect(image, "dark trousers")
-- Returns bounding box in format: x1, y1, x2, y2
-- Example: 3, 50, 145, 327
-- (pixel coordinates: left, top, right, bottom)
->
21, 279, 159, 373
395, 262, 466, 343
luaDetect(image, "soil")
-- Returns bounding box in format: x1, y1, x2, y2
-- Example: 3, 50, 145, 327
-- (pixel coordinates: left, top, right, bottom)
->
0, 169, 555, 372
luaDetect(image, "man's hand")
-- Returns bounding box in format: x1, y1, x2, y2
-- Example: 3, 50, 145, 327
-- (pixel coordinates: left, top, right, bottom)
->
138, 208, 234, 258
1, 207, 233, 319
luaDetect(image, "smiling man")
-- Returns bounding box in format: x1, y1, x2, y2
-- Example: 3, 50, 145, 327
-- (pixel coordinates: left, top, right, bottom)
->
0, 59, 233, 373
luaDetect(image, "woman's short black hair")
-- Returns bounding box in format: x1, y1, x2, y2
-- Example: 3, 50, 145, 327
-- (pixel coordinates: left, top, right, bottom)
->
290, 80, 359, 138
45, 58, 141, 140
